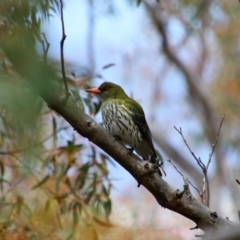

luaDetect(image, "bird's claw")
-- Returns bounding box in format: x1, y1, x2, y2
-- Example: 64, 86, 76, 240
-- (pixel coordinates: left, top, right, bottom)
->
140, 161, 159, 176
113, 135, 121, 141
126, 146, 134, 156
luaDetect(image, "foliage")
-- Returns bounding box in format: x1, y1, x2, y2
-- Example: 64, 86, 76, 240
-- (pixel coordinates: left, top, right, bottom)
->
0, 1, 113, 239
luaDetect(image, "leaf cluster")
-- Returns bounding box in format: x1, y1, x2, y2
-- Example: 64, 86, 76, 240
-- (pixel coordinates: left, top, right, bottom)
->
0, 1, 114, 239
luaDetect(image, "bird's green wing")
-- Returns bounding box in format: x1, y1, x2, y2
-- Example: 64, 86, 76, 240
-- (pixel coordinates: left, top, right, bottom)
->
125, 99, 157, 159
132, 108, 157, 157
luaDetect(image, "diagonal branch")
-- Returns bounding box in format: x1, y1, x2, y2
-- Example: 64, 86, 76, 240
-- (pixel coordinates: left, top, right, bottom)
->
38, 80, 240, 236
206, 114, 225, 170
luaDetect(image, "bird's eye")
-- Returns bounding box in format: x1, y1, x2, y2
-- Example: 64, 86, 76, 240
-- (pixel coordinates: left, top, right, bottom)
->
104, 86, 110, 91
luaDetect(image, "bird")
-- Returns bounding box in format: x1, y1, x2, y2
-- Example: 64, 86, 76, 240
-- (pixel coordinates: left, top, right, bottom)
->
86, 82, 164, 176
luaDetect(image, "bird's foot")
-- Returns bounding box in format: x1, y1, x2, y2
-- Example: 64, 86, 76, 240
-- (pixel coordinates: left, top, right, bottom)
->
153, 162, 166, 176
113, 135, 121, 141
140, 161, 160, 177
159, 165, 166, 176
126, 146, 134, 156
153, 161, 166, 176
148, 156, 166, 177
136, 162, 160, 188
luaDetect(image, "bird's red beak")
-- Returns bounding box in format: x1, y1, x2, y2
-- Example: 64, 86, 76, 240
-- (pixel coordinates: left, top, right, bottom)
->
85, 87, 101, 94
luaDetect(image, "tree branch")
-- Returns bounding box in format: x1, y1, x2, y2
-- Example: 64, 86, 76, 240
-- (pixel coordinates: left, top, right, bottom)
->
38, 81, 240, 236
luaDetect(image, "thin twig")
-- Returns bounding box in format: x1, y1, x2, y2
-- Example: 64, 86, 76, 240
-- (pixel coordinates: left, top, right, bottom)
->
59, 0, 69, 103
203, 115, 224, 206
167, 158, 202, 197
174, 115, 224, 207
174, 126, 210, 206
102, 63, 115, 70
41, 32, 50, 63
174, 127, 205, 169
202, 173, 210, 207
152, 130, 203, 183
206, 114, 225, 170
236, 179, 240, 185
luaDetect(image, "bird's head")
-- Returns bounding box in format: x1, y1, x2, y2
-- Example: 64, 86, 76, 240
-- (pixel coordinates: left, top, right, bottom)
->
86, 82, 127, 101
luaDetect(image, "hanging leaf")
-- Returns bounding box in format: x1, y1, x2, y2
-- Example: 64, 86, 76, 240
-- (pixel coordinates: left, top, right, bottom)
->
31, 175, 49, 190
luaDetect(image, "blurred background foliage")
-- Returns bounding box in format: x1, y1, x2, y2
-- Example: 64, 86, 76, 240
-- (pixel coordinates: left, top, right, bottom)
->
0, 1, 113, 239
0, 0, 240, 239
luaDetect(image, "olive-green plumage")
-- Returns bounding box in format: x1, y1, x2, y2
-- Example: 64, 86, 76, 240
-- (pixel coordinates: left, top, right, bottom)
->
86, 82, 162, 176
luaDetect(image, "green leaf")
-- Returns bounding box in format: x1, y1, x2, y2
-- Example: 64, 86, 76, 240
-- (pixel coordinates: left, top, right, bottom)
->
93, 101, 101, 115
79, 162, 90, 173
60, 200, 67, 214
102, 63, 115, 70
73, 206, 79, 226
70, 88, 84, 110
75, 173, 85, 189
103, 199, 112, 219
65, 177, 72, 188
93, 216, 113, 227
102, 185, 108, 196
84, 189, 95, 204
31, 175, 49, 190
0, 160, 5, 176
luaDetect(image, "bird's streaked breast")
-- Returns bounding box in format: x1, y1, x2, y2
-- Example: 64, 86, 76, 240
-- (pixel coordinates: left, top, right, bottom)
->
101, 101, 142, 148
